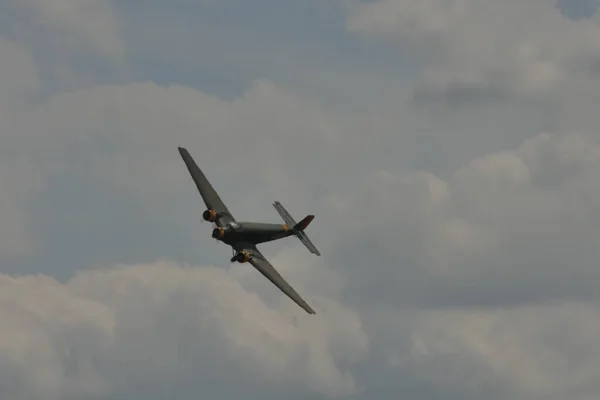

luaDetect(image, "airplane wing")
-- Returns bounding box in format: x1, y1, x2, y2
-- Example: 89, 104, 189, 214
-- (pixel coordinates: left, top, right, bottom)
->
233, 242, 316, 315
178, 147, 235, 227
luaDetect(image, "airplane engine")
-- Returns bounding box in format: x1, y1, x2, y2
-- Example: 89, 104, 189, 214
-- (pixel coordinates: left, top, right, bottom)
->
203, 209, 218, 222
212, 227, 225, 239
232, 250, 251, 263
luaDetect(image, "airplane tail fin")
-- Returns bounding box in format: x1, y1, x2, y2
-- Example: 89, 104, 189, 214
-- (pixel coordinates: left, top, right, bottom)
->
293, 215, 314, 231
273, 201, 321, 256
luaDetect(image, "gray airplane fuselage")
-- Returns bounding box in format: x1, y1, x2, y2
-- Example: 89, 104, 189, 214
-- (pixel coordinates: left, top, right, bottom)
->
211, 221, 293, 246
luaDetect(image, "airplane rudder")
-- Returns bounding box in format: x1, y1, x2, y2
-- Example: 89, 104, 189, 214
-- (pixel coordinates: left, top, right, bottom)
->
294, 215, 314, 231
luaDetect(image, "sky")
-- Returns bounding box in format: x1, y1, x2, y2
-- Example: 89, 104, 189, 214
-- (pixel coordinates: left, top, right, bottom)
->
2, 0, 600, 399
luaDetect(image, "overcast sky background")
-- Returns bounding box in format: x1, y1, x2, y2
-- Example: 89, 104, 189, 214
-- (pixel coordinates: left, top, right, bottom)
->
2, 1, 600, 399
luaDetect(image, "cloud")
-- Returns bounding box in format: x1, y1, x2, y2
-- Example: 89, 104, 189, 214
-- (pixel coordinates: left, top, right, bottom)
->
3, 0, 127, 88
0, 37, 40, 100
328, 130, 600, 309
0, 31, 347, 271
0, 38, 42, 258
370, 301, 600, 400
346, 0, 600, 106
558, 0, 599, 20
3, 1, 600, 399
5, 260, 600, 400
0, 260, 368, 400
13, 79, 346, 224
8, 0, 125, 60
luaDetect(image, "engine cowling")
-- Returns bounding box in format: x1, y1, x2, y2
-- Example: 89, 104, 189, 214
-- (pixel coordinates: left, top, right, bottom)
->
212, 227, 225, 239
203, 209, 218, 222
232, 250, 251, 263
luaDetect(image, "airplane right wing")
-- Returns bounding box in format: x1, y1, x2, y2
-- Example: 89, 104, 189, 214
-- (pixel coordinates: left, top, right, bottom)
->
233, 242, 316, 315
178, 147, 235, 227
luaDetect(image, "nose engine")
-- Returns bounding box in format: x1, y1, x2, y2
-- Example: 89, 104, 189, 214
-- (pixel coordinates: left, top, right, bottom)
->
231, 250, 251, 263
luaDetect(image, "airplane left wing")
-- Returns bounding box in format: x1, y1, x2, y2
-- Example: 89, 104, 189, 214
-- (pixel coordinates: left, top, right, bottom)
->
178, 147, 235, 227
233, 242, 316, 315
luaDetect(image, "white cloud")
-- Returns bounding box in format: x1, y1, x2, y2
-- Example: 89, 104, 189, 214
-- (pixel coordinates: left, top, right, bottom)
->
3, 0, 127, 90
6, 78, 351, 236
346, 0, 600, 105
328, 130, 600, 311
0, 260, 368, 400
381, 301, 600, 400
0, 38, 369, 395
0, 32, 345, 260
7, 0, 125, 62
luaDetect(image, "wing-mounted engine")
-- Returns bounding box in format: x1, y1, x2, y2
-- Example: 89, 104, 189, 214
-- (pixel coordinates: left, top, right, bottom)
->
231, 250, 252, 263
203, 209, 220, 222
212, 227, 225, 239
212, 222, 239, 240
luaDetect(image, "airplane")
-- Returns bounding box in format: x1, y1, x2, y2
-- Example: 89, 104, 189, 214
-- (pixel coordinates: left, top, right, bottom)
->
178, 147, 320, 315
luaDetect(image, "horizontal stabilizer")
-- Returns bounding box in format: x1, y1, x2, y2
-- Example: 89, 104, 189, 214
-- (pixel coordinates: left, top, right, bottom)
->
273, 201, 296, 227
273, 201, 321, 256
296, 230, 320, 256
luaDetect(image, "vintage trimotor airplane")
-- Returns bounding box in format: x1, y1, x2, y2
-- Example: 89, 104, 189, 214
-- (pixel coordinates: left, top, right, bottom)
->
178, 147, 320, 315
